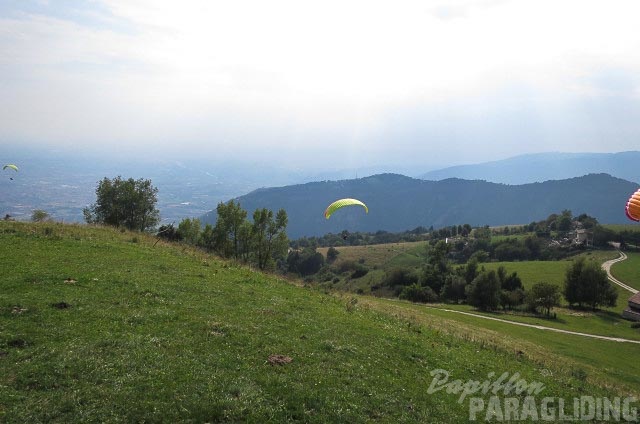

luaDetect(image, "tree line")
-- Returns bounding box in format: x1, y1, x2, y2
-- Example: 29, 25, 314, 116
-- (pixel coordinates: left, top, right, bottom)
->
387, 240, 616, 315
83, 177, 289, 271
157, 200, 289, 270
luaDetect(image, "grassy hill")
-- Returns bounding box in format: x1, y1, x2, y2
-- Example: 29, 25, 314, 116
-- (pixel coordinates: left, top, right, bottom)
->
0, 222, 635, 422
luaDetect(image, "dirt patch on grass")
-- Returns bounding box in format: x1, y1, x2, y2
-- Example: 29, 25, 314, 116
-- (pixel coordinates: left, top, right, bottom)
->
52, 302, 71, 309
268, 354, 292, 365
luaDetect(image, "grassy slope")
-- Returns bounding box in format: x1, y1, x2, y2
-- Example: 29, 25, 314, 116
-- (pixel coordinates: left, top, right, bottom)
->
368, 298, 640, 392
0, 222, 627, 422
317, 241, 426, 270
318, 242, 640, 385
611, 251, 640, 291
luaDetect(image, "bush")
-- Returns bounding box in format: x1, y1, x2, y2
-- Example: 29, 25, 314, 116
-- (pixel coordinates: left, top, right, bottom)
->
441, 275, 467, 302
351, 265, 369, 279
466, 270, 501, 311
527, 282, 561, 316
288, 248, 325, 276
564, 257, 617, 310
334, 260, 358, 274
399, 284, 438, 303
83, 176, 160, 232
382, 268, 418, 288
326, 247, 339, 263
31, 210, 50, 222
500, 288, 525, 310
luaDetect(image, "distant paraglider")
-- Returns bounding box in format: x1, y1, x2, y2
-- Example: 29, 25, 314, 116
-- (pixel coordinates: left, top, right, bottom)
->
626, 189, 640, 222
324, 198, 368, 219
3, 164, 18, 180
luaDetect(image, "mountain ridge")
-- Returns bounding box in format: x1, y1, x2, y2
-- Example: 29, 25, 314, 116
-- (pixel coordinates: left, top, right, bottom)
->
201, 172, 639, 238
418, 151, 640, 184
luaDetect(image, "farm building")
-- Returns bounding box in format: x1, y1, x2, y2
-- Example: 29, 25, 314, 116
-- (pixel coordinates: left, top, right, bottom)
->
622, 292, 640, 321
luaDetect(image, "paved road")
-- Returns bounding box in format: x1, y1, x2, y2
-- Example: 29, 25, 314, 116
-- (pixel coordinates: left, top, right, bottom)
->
602, 250, 637, 294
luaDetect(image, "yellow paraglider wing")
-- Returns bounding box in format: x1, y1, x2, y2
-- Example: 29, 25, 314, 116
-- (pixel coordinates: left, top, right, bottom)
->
324, 198, 368, 219
3, 164, 18, 172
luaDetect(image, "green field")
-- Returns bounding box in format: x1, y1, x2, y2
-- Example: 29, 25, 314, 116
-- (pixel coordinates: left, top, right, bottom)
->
468, 253, 640, 337
369, 298, 640, 392
4, 222, 629, 422
489, 233, 533, 242
480, 251, 619, 291
611, 251, 640, 291
317, 241, 426, 269
603, 224, 640, 233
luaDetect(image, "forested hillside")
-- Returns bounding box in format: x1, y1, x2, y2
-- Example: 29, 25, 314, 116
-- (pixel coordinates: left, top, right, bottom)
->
201, 173, 638, 238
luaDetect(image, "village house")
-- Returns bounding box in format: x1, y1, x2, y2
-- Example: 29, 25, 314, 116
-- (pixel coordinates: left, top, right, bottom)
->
622, 292, 640, 321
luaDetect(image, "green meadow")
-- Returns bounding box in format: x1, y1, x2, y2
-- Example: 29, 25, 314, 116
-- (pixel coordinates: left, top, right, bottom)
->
611, 252, 640, 291
0, 222, 631, 422
369, 298, 640, 393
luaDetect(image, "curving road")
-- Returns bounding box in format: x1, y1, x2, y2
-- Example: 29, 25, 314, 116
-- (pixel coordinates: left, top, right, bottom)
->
601, 250, 637, 294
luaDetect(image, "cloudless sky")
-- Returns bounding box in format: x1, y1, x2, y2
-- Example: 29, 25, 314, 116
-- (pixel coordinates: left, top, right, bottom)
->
1, 0, 639, 170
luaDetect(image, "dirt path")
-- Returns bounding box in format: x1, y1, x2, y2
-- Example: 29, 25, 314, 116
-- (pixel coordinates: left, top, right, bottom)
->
602, 250, 637, 294
422, 306, 640, 344
381, 250, 640, 344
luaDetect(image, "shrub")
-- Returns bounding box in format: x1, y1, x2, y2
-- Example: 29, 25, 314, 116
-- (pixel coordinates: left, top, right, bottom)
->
335, 260, 358, 274
527, 282, 560, 316
466, 270, 501, 311
31, 210, 50, 222
351, 265, 369, 279
441, 275, 467, 302
326, 247, 339, 263
383, 268, 418, 287
399, 284, 438, 303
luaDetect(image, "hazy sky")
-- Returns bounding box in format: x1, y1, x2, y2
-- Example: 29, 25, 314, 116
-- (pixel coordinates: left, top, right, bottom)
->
1, 0, 639, 170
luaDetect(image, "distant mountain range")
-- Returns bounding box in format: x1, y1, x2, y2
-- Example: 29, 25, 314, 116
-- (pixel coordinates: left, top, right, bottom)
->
418, 151, 640, 184
201, 173, 639, 238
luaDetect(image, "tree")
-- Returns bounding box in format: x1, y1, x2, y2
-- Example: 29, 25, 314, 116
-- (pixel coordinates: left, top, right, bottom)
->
527, 282, 560, 316
326, 247, 340, 263
157, 223, 181, 241
576, 213, 598, 230
556, 210, 573, 232
464, 258, 479, 284
466, 270, 501, 311
212, 200, 248, 258
441, 275, 467, 303
501, 272, 523, 291
177, 218, 201, 245
523, 235, 542, 259
400, 283, 438, 303
383, 268, 419, 291
252, 208, 289, 270
501, 288, 525, 311
421, 240, 450, 293
287, 248, 325, 276
83, 176, 159, 232
31, 210, 49, 222
564, 257, 618, 310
